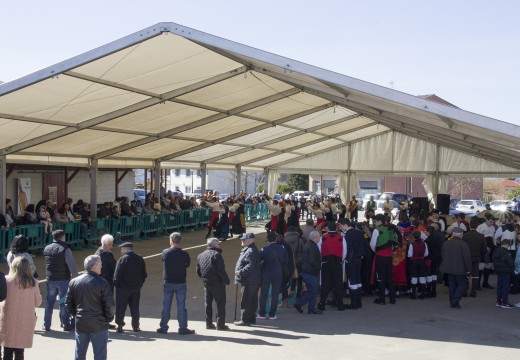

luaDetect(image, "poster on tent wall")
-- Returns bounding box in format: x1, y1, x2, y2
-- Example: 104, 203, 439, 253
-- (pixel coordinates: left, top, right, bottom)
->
48, 186, 58, 204
17, 178, 31, 215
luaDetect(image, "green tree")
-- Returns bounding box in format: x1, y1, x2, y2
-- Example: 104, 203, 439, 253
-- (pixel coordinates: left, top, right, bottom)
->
507, 187, 520, 199
287, 174, 309, 191
277, 183, 293, 194
256, 183, 265, 192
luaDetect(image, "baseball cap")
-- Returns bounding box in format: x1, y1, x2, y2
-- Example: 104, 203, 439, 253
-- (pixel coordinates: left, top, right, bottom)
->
240, 233, 255, 240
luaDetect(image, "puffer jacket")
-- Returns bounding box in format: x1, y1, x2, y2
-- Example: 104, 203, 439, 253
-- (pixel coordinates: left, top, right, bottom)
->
65, 271, 115, 333
234, 243, 261, 286
493, 246, 514, 275
197, 247, 230, 285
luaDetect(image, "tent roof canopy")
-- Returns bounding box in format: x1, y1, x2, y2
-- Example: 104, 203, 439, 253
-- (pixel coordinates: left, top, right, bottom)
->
0, 22, 519, 175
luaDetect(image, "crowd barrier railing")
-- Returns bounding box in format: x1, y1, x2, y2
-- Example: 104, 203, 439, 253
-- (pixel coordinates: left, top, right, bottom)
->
0, 204, 271, 258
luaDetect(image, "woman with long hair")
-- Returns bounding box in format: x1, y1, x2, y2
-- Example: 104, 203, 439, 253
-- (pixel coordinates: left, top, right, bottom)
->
0, 256, 42, 360
6, 235, 37, 278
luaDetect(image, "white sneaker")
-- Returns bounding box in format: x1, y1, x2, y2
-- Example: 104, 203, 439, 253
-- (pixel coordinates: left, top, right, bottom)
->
256, 315, 267, 320
269, 315, 278, 320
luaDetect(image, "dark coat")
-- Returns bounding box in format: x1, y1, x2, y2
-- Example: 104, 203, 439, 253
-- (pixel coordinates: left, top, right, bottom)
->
0, 271, 6, 302
463, 230, 487, 262
234, 243, 261, 286
425, 230, 444, 258
260, 243, 288, 279
285, 231, 305, 267
344, 228, 365, 261
65, 271, 115, 333
493, 246, 515, 275
113, 251, 147, 289
197, 247, 230, 286
94, 248, 117, 289
301, 241, 321, 276
440, 238, 471, 276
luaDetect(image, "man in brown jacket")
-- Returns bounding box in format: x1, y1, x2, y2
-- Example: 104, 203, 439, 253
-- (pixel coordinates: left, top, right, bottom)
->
463, 217, 487, 297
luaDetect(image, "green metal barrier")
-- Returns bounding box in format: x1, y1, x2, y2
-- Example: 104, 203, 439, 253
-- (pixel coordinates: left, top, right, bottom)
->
245, 205, 253, 222
197, 208, 211, 228
15, 224, 46, 251
0, 227, 16, 263
161, 212, 182, 234
55, 221, 85, 249
117, 216, 141, 241
140, 213, 162, 239
86, 218, 112, 247
182, 210, 197, 232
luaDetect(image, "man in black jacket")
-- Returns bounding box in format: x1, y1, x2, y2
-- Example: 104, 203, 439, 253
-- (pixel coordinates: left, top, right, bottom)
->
293, 230, 322, 314
339, 218, 365, 309
43, 229, 78, 331
197, 238, 230, 330
234, 233, 261, 326
463, 217, 487, 297
113, 242, 147, 333
66, 255, 115, 360
157, 232, 194, 335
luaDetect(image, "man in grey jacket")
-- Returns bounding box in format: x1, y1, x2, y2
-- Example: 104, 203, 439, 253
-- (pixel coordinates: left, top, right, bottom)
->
293, 231, 322, 314
440, 227, 472, 308
234, 233, 261, 326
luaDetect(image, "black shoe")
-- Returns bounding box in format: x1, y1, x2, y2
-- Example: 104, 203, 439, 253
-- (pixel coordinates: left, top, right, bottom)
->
179, 329, 195, 335
373, 298, 386, 305
206, 323, 216, 330
234, 321, 251, 326
132, 328, 141, 332
156, 328, 167, 334
317, 303, 326, 311
308, 309, 323, 314
117, 326, 123, 333
389, 299, 396, 304
108, 324, 117, 330
337, 304, 346, 311
293, 304, 303, 314
482, 283, 494, 289
450, 302, 461, 309
344, 304, 359, 310
63, 325, 74, 332
217, 325, 230, 331
42, 325, 50, 332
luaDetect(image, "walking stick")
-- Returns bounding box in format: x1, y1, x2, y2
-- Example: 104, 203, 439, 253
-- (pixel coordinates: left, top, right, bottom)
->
234, 283, 238, 321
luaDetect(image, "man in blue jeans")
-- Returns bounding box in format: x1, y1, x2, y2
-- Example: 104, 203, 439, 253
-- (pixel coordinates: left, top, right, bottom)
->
43, 229, 78, 331
157, 232, 195, 335
66, 255, 115, 360
293, 230, 322, 314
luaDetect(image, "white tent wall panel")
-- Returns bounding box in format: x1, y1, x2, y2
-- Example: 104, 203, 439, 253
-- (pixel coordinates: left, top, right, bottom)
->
101, 102, 217, 134
351, 133, 393, 171
438, 147, 519, 173
0, 121, 64, 149
393, 132, 437, 172
274, 146, 348, 171
7, 155, 89, 167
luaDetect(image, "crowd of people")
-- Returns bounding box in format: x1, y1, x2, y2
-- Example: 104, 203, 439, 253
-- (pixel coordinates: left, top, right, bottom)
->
1, 189, 520, 359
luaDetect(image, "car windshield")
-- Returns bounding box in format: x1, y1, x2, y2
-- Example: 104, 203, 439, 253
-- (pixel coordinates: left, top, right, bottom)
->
135, 189, 145, 196
458, 201, 473, 206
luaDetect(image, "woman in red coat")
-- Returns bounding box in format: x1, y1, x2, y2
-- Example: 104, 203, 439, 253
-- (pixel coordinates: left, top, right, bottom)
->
0, 257, 42, 360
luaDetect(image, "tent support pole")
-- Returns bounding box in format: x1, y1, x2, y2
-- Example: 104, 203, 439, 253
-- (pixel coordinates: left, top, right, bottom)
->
90, 159, 98, 219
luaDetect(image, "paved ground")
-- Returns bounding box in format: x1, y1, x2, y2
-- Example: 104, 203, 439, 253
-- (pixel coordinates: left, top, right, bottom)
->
1, 220, 520, 359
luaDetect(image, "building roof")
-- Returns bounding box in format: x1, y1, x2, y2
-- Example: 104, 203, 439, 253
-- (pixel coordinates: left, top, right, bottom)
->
0, 22, 519, 175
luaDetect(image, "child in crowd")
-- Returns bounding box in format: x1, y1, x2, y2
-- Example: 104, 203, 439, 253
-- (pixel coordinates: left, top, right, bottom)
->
492, 239, 515, 308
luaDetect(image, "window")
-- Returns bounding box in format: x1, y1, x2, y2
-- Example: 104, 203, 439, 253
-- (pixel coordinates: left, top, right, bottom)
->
185, 169, 191, 176
174, 169, 180, 177
196, 170, 201, 177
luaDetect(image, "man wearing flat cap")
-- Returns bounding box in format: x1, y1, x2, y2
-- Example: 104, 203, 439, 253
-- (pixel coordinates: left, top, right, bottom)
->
113, 242, 147, 332
197, 238, 230, 330
440, 227, 471, 308
234, 233, 261, 326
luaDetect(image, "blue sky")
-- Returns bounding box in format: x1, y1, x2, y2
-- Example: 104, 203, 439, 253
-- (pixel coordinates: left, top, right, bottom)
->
1, 0, 519, 125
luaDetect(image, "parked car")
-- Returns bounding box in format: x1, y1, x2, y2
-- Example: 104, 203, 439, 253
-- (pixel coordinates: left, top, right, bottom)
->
456, 199, 486, 213
134, 189, 146, 206
292, 191, 315, 201
449, 199, 460, 210
489, 200, 512, 212
510, 196, 520, 212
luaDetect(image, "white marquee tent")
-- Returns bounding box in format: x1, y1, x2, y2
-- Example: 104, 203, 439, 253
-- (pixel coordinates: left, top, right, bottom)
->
0, 22, 519, 214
